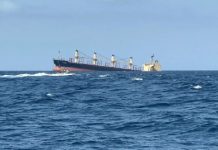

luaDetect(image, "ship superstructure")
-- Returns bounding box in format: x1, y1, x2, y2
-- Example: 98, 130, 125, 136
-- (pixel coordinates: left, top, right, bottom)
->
143, 55, 161, 71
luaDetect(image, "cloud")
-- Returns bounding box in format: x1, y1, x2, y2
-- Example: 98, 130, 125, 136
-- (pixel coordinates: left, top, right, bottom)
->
0, 0, 18, 13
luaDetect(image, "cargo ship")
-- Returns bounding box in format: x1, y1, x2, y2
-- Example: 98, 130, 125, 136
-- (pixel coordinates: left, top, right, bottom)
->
53, 50, 161, 72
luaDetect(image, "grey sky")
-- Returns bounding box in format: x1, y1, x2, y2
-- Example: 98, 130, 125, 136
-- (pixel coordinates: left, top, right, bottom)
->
0, 0, 218, 70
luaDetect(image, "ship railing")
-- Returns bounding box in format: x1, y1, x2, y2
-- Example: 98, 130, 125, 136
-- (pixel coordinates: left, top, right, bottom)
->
97, 61, 103, 66
132, 65, 142, 71
69, 56, 141, 70
104, 62, 110, 67
72, 56, 109, 67
63, 57, 142, 71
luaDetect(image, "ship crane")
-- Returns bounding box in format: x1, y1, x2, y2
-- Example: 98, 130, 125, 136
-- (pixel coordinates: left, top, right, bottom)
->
111, 55, 116, 67
74, 50, 79, 63
93, 52, 98, 65
128, 57, 133, 70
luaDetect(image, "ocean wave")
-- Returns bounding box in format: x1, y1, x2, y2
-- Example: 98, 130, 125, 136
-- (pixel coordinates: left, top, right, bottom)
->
193, 85, 202, 89
132, 77, 143, 81
46, 93, 53, 97
0, 72, 75, 78
99, 74, 110, 78
1, 71, 218, 149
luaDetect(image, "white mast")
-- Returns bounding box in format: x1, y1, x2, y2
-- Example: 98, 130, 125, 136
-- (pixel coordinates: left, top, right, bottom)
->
74, 50, 79, 63
111, 54, 116, 67
128, 57, 133, 70
93, 52, 97, 65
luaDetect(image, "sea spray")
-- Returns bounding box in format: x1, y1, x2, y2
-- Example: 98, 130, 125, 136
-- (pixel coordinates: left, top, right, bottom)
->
0, 72, 75, 78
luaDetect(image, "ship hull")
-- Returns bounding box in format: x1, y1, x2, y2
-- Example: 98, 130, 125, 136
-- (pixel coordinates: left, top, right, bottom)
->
53, 59, 133, 72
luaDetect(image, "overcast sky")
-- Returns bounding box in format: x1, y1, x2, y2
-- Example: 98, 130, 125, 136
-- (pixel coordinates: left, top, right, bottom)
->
0, 0, 218, 70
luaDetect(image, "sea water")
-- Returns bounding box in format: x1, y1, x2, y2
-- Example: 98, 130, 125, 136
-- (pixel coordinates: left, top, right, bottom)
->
0, 71, 218, 149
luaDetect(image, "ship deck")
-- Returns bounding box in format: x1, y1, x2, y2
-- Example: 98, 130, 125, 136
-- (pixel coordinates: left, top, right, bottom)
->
53, 59, 140, 72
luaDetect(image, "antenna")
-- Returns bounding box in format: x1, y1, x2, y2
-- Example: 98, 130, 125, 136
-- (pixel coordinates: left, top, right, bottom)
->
58, 50, 61, 59
151, 54, 155, 63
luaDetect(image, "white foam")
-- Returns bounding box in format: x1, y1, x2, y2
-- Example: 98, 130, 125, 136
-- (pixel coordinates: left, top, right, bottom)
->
132, 77, 143, 81
46, 93, 53, 97
193, 85, 202, 89
0, 72, 75, 78
99, 74, 109, 78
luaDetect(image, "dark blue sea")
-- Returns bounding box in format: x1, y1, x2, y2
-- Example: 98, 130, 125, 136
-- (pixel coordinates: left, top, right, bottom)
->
1, 71, 218, 150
